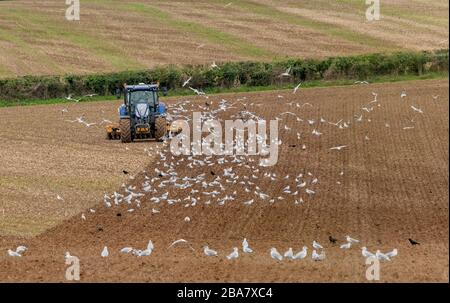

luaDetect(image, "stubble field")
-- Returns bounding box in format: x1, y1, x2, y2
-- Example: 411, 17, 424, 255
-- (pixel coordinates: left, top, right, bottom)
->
0, 0, 448, 78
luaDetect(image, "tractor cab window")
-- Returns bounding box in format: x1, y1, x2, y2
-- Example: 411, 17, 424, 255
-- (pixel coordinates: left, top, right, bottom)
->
129, 90, 157, 107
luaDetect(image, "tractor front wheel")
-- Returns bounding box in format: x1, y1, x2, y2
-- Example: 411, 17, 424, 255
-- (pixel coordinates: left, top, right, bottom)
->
120, 118, 132, 143
154, 117, 167, 141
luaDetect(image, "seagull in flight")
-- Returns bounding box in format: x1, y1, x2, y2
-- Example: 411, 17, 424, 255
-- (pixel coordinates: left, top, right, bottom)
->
83, 121, 96, 127
279, 67, 291, 77
168, 239, 195, 251
293, 82, 302, 94
385, 248, 398, 258
99, 119, 112, 125
330, 145, 347, 151
189, 87, 206, 96
182, 77, 192, 87
410, 105, 423, 114
66, 94, 81, 102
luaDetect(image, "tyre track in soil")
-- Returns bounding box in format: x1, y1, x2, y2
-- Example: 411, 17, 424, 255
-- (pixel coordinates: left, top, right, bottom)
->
0, 79, 448, 282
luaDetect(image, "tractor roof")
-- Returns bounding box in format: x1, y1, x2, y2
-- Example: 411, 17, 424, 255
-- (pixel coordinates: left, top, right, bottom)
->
125, 84, 159, 91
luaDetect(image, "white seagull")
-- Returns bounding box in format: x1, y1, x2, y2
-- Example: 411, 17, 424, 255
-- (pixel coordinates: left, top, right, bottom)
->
242, 238, 253, 253
312, 250, 325, 261
203, 246, 218, 257
226, 247, 239, 260
340, 242, 352, 249
346, 235, 360, 244
411, 105, 424, 114
385, 248, 398, 258
361, 247, 375, 259
330, 145, 347, 151
120, 247, 133, 254
312, 241, 323, 250
7, 249, 21, 257
293, 246, 307, 260
279, 67, 291, 77
293, 82, 302, 94
270, 248, 283, 261
182, 77, 192, 87
101, 246, 109, 257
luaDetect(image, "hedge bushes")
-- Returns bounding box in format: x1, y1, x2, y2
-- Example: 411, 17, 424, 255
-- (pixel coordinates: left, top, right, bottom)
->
0, 49, 447, 101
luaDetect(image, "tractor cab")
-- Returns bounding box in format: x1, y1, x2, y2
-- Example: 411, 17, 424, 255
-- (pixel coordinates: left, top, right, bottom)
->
114, 83, 168, 142
124, 84, 159, 113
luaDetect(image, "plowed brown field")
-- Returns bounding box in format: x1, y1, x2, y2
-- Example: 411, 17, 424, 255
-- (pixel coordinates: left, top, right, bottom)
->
0, 79, 448, 282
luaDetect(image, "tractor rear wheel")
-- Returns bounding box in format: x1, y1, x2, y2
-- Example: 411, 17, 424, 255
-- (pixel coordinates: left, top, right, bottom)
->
154, 117, 167, 141
120, 118, 132, 143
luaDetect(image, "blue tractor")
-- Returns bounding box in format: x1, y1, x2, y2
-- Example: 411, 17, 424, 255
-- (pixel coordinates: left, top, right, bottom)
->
109, 83, 168, 143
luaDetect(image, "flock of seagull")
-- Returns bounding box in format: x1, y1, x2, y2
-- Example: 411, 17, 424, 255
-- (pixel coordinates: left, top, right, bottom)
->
55, 236, 397, 263
8, 236, 397, 263
8, 74, 434, 274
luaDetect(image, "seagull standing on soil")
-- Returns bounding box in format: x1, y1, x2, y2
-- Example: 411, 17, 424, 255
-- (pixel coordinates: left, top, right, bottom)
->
203, 246, 218, 257
101, 246, 109, 257
340, 242, 352, 249
270, 248, 283, 261
312, 250, 325, 261
226, 247, 239, 260
284, 248, 294, 259
242, 238, 253, 253
313, 241, 323, 250
293, 246, 307, 260
346, 235, 360, 244
361, 247, 375, 259
120, 247, 133, 254
7, 249, 21, 257
15, 246, 27, 254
